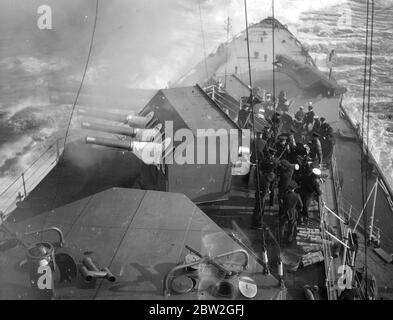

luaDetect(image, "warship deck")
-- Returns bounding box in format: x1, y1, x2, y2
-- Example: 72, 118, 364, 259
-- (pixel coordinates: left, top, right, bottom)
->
332, 112, 393, 299
0, 188, 285, 300
200, 162, 337, 300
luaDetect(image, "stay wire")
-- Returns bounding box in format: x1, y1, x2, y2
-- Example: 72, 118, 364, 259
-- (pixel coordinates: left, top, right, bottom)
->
198, 0, 209, 81
244, 0, 269, 253
364, 0, 375, 299
360, 0, 370, 299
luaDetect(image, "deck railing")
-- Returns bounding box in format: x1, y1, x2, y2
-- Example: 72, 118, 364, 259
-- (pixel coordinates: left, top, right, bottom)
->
320, 153, 350, 300
0, 135, 78, 217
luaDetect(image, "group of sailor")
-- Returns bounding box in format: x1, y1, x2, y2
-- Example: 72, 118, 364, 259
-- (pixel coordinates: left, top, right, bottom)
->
241, 90, 335, 245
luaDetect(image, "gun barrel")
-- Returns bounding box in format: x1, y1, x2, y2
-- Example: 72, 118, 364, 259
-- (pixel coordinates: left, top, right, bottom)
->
78, 108, 129, 123
82, 121, 135, 137
86, 136, 133, 151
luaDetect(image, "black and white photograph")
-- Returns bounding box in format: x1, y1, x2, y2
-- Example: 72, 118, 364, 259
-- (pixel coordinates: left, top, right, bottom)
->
0, 0, 392, 306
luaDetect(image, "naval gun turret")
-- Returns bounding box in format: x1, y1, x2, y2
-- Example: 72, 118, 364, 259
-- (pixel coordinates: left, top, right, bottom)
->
77, 85, 239, 203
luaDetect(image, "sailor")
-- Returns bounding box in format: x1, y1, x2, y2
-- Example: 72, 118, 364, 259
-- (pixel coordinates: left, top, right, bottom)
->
319, 117, 334, 162
308, 132, 323, 167
252, 147, 278, 227
250, 131, 267, 164
312, 115, 321, 135
277, 159, 300, 201
237, 103, 251, 128
279, 180, 303, 244
263, 127, 275, 148
303, 103, 315, 132
275, 134, 290, 160
286, 131, 299, 163
269, 112, 283, 139
298, 167, 322, 224
264, 103, 275, 122
292, 120, 303, 142
295, 106, 305, 122
277, 90, 287, 107
320, 117, 333, 137
281, 110, 293, 133
261, 147, 278, 206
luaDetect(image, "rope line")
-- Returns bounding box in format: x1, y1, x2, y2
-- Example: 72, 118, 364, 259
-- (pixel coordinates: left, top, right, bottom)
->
244, 0, 268, 253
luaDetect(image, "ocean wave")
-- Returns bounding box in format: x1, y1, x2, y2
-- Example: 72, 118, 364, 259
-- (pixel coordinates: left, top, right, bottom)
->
1, 97, 50, 121
0, 56, 70, 75
297, 0, 393, 191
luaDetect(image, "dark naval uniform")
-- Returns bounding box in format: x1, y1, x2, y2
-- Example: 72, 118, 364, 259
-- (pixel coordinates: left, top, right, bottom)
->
250, 135, 267, 164
279, 183, 303, 243
320, 119, 334, 162
308, 133, 323, 166
252, 149, 277, 227
277, 159, 298, 200
298, 171, 322, 223
238, 107, 250, 128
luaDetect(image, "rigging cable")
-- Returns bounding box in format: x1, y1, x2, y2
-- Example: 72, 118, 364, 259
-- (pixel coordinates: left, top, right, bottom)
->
360, 0, 371, 299
224, 17, 231, 88
42, 0, 100, 241
243, 0, 269, 259
271, 0, 276, 116
198, 0, 209, 81
364, 0, 375, 299
270, 0, 282, 249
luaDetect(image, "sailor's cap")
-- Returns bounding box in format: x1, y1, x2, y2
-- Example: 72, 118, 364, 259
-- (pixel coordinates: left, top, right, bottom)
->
299, 106, 304, 109
312, 132, 320, 137
268, 147, 277, 153
312, 168, 322, 176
